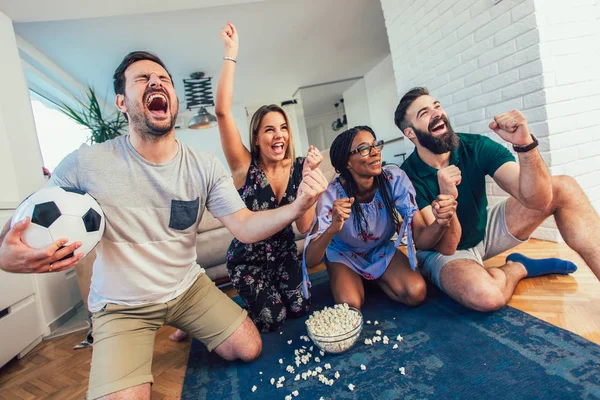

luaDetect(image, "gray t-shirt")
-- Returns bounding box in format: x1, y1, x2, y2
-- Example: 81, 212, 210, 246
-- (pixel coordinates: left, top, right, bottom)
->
49, 135, 245, 312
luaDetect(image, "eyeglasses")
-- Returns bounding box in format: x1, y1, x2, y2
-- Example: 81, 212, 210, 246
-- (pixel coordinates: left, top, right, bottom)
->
349, 140, 385, 157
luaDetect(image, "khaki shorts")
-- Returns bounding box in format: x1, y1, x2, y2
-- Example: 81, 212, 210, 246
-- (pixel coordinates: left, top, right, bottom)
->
87, 273, 247, 399
418, 199, 526, 291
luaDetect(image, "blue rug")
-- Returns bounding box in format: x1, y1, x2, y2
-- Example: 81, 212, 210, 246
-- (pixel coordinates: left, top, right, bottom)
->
182, 271, 600, 399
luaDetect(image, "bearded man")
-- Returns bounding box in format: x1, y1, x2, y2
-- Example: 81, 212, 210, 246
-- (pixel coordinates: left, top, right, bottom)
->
396, 87, 600, 312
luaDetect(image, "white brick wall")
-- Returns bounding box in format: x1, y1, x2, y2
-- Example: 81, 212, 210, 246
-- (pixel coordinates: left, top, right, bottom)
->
380, 0, 600, 242
535, 0, 600, 226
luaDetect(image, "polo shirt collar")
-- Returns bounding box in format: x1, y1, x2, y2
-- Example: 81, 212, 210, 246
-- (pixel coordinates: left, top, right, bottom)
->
412, 139, 462, 176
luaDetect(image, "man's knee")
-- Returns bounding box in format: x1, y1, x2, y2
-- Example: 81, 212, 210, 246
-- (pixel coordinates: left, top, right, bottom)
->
470, 286, 506, 312
238, 335, 262, 362
551, 175, 584, 210
216, 317, 263, 362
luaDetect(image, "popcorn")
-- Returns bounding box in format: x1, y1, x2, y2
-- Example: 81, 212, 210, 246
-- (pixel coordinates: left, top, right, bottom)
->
315, 357, 321, 363
279, 358, 284, 364
348, 383, 355, 391
315, 366, 323, 373
285, 396, 292, 400
278, 376, 285, 382
374, 321, 379, 325
328, 379, 334, 386
399, 367, 406, 375
396, 334, 404, 342
364, 338, 373, 345
286, 365, 295, 374
294, 374, 300, 381
259, 371, 263, 375
393, 344, 399, 349
383, 336, 389, 345
309, 346, 314, 351
292, 390, 299, 397
251, 385, 257, 392
301, 372, 308, 380
270, 378, 275, 385
320, 350, 325, 357
280, 332, 283, 335
360, 364, 366, 371
366, 320, 372, 324
312, 370, 318, 377
305, 303, 361, 335
276, 382, 283, 388
324, 363, 332, 370
376, 330, 382, 336
334, 371, 340, 379
287, 340, 293, 345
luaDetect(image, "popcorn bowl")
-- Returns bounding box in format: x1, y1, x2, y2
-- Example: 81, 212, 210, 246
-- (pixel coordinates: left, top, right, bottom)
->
306, 306, 363, 354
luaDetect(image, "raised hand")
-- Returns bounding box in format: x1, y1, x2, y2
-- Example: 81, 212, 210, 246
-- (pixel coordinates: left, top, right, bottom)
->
329, 198, 354, 234
489, 110, 532, 146
0, 218, 83, 274
431, 195, 457, 227
293, 168, 328, 215
220, 21, 239, 58
437, 165, 461, 199
303, 145, 324, 178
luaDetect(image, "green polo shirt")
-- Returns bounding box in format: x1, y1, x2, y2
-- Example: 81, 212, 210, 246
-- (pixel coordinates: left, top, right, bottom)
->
400, 133, 515, 250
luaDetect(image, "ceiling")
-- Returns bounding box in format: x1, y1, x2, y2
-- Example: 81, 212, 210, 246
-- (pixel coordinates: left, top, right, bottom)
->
2, 0, 391, 119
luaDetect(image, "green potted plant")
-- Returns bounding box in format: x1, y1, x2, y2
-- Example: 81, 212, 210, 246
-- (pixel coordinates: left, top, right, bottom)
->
58, 86, 127, 144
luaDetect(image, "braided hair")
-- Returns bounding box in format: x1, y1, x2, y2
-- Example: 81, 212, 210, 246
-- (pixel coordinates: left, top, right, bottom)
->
329, 126, 401, 236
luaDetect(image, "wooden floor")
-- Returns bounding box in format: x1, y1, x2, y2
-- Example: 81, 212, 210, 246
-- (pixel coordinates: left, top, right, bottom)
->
1, 239, 598, 399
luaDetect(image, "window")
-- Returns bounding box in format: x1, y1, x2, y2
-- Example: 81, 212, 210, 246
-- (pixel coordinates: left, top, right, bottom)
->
29, 91, 90, 172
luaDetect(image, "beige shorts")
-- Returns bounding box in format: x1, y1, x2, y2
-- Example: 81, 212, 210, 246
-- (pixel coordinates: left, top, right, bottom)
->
418, 199, 526, 290
87, 273, 247, 399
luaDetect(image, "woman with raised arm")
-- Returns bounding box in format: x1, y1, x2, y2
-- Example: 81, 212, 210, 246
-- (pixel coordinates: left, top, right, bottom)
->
302, 126, 457, 310
211, 21, 322, 332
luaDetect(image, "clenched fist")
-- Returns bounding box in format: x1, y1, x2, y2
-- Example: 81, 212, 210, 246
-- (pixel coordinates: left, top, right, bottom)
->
220, 21, 239, 59
489, 110, 532, 146
431, 195, 457, 227
303, 145, 324, 178
437, 165, 461, 199
328, 198, 354, 234
293, 168, 328, 215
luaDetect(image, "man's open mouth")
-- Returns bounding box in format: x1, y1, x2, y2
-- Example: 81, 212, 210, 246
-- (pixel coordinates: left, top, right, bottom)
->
430, 119, 446, 134
145, 92, 169, 117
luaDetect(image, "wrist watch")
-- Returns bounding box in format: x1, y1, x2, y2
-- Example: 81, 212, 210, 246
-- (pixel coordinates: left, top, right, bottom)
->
512, 134, 538, 153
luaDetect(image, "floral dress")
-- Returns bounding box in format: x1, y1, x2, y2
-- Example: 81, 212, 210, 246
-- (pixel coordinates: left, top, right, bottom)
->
301, 165, 418, 298
226, 157, 310, 332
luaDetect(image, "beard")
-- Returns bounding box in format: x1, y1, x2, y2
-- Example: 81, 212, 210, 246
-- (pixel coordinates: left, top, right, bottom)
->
125, 92, 178, 140
412, 115, 459, 154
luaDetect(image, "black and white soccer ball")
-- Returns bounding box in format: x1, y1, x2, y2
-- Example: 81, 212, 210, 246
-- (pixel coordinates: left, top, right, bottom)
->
11, 186, 105, 257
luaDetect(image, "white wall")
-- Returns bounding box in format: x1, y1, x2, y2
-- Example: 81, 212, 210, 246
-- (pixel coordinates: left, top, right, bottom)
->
533, 0, 600, 240
176, 105, 249, 170
343, 78, 372, 129
305, 111, 340, 151
343, 55, 413, 165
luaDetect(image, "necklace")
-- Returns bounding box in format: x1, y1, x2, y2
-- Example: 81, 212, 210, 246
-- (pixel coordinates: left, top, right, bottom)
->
263, 167, 288, 180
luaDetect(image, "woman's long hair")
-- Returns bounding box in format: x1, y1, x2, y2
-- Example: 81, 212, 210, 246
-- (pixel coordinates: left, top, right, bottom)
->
329, 126, 400, 235
248, 104, 295, 161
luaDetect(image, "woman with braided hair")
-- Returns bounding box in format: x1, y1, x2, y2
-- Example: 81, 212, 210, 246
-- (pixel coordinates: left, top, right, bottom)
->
303, 126, 457, 309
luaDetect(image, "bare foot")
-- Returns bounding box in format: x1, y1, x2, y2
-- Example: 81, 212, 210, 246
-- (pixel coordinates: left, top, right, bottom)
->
169, 329, 189, 342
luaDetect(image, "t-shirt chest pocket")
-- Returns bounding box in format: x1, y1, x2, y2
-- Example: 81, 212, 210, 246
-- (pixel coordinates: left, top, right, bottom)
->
169, 197, 200, 230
